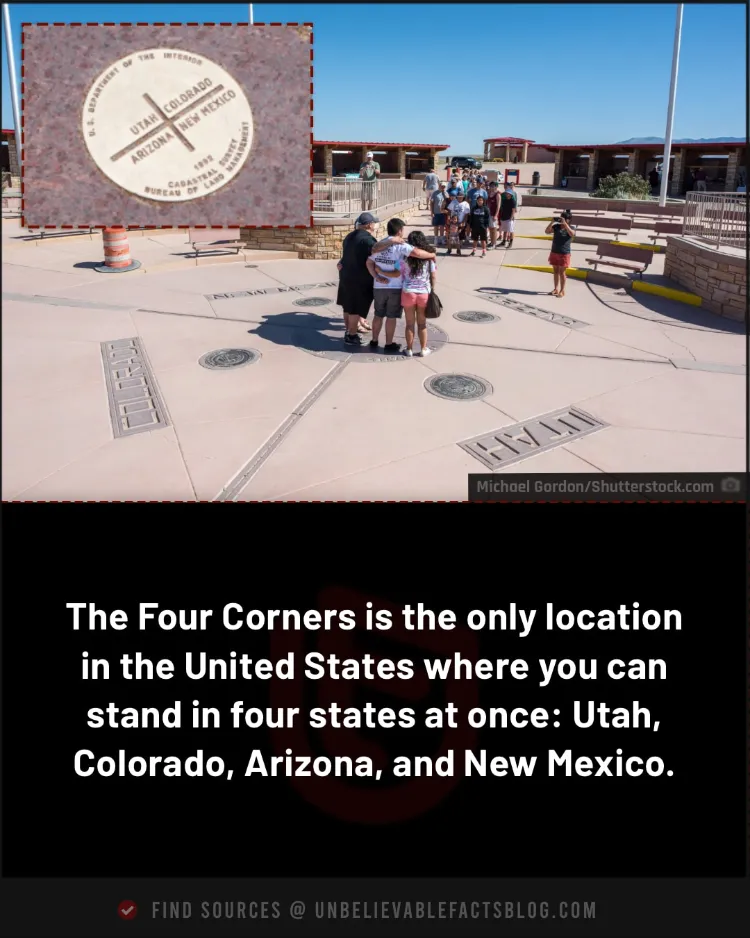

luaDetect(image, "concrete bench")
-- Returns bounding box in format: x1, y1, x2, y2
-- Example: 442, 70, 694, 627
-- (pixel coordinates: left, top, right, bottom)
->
191, 239, 245, 259
586, 243, 653, 278
625, 202, 683, 222
37, 227, 96, 239
553, 199, 603, 216
569, 214, 632, 239
648, 222, 683, 242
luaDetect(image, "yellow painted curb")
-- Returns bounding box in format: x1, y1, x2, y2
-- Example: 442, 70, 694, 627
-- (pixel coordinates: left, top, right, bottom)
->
502, 262, 706, 310
504, 264, 589, 280
632, 280, 702, 306
616, 240, 663, 253
515, 234, 554, 241
522, 216, 555, 221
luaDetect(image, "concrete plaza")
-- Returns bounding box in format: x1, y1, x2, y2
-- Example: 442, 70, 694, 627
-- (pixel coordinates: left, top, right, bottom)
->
2, 207, 746, 501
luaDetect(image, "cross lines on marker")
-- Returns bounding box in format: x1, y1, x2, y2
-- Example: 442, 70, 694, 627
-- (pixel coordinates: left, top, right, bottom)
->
109, 85, 226, 162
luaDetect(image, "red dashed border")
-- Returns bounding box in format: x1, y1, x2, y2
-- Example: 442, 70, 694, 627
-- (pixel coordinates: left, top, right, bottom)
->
2, 501, 744, 506
19, 23, 315, 232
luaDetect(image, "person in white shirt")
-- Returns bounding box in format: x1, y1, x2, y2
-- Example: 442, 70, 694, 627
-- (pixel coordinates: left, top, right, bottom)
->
447, 191, 471, 256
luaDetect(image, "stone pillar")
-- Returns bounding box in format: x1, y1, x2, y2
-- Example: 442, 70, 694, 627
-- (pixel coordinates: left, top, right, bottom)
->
626, 149, 641, 176
397, 148, 406, 178
323, 146, 333, 178
724, 150, 739, 191
586, 150, 600, 192
505, 144, 510, 163
522, 142, 528, 162
360, 146, 369, 168
670, 148, 687, 196
8, 135, 20, 178
554, 151, 564, 187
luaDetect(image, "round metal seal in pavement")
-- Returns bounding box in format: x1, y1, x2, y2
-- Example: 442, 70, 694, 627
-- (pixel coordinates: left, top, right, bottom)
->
453, 310, 499, 324
199, 348, 261, 370
424, 373, 492, 401
297, 318, 449, 364
293, 297, 331, 308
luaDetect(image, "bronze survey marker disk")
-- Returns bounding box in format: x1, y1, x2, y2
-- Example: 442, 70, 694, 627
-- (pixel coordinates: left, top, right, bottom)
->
83, 49, 254, 203
22, 25, 312, 227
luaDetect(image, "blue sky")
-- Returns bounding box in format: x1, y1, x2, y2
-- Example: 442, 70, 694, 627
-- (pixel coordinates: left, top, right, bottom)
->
2, 3, 746, 153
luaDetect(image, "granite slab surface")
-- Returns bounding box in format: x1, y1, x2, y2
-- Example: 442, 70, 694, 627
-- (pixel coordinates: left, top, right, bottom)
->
22, 25, 313, 228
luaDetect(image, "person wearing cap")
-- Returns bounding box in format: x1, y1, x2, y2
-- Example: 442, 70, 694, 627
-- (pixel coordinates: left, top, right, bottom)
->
336, 212, 380, 345
447, 190, 471, 255
359, 152, 381, 211
498, 184, 518, 248
544, 210, 576, 297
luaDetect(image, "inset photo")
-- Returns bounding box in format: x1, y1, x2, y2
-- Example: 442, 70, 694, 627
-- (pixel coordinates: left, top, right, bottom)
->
21, 24, 312, 227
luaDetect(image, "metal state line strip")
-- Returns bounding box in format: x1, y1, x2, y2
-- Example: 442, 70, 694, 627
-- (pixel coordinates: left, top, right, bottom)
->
214, 360, 349, 502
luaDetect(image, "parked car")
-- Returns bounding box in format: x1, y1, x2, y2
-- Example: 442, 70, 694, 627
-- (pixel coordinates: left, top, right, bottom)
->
449, 156, 483, 170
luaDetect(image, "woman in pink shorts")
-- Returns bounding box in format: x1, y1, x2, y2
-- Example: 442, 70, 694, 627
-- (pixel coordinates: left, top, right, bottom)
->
401, 230, 437, 357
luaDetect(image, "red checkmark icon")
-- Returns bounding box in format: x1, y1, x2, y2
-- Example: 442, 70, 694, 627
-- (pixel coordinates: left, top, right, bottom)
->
118, 901, 137, 921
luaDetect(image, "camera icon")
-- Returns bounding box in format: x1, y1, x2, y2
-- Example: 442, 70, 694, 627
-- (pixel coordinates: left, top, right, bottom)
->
721, 477, 742, 494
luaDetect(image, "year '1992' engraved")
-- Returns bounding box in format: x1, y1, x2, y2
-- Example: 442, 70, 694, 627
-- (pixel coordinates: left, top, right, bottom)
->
81, 48, 254, 202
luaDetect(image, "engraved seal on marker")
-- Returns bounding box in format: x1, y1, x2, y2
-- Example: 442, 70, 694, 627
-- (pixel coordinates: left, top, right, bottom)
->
82, 48, 254, 202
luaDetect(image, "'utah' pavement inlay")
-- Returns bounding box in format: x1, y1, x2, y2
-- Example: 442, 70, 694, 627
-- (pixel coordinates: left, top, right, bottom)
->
459, 406, 607, 469
101, 338, 169, 438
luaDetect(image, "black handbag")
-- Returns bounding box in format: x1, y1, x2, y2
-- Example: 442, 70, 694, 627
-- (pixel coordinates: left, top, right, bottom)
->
425, 290, 443, 319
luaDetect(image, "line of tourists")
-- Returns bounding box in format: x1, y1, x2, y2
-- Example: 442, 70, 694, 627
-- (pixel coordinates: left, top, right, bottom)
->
336, 213, 438, 356
429, 172, 519, 257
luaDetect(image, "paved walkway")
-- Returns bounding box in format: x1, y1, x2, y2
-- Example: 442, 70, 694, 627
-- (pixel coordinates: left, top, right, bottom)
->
2, 209, 746, 501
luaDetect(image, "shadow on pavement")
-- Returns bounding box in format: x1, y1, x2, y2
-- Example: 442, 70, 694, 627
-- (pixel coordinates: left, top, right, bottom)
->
247, 310, 346, 354
585, 282, 746, 334
477, 286, 549, 297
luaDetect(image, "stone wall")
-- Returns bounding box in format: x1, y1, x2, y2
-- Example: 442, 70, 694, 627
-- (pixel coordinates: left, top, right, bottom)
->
240, 202, 422, 260
664, 236, 746, 322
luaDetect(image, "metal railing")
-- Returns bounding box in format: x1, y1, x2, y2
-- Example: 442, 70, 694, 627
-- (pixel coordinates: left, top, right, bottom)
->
683, 192, 747, 249
312, 177, 423, 219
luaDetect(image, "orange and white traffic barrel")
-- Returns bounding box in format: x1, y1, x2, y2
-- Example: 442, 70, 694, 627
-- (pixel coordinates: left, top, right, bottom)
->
94, 228, 141, 273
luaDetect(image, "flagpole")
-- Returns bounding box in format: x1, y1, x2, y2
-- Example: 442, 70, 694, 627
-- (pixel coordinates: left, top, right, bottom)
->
249, 4, 254, 24
659, 4, 683, 207
2, 3, 23, 179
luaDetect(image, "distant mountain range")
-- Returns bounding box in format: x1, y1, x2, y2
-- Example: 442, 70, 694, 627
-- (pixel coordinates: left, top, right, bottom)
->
617, 136, 745, 144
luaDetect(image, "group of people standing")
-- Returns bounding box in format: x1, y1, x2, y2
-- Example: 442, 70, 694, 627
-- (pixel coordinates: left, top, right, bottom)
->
423, 169, 520, 257
336, 213, 437, 356
335, 166, 574, 355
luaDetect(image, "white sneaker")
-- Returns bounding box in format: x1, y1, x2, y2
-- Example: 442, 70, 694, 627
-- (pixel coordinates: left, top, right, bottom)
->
419, 347, 432, 357
403, 348, 413, 357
